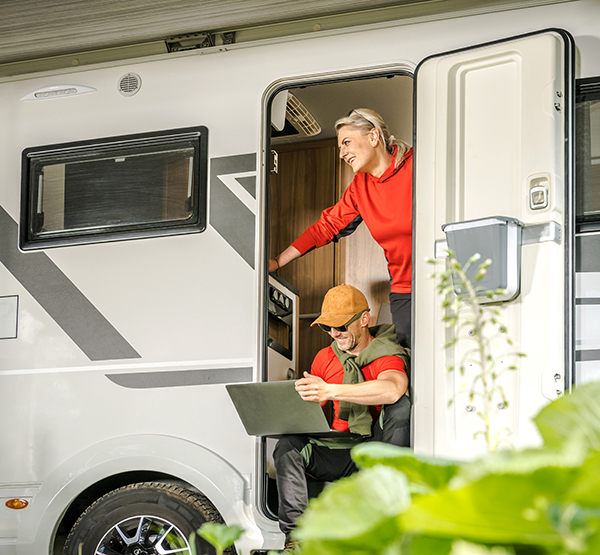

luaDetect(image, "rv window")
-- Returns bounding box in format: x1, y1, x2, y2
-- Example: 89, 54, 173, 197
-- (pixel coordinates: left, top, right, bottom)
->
576, 77, 600, 231
20, 126, 208, 249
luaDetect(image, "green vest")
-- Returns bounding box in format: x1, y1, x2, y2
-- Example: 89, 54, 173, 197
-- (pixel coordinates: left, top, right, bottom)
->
331, 323, 410, 436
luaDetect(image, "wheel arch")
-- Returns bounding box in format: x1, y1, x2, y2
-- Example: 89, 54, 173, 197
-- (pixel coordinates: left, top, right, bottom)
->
57, 469, 188, 539
18, 434, 261, 554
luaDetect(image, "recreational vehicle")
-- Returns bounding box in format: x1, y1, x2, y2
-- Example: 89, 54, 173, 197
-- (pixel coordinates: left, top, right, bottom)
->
0, 0, 599, 553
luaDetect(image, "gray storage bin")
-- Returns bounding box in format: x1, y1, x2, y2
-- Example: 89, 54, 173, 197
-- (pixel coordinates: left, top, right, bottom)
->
442, 216, 523, 303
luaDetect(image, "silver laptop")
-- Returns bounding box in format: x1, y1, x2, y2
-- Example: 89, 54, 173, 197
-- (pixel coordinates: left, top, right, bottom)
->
226, 380, 359, 438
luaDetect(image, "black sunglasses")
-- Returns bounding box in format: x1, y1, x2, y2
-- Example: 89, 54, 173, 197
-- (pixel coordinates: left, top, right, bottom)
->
347, 109, 374, 129
318, 310, 368, 333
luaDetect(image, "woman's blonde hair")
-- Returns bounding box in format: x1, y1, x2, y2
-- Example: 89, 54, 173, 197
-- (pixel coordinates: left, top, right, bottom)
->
335, 108, 411, 167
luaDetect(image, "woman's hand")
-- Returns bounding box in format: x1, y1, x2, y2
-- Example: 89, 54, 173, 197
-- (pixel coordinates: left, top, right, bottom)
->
269, 258, 279, 273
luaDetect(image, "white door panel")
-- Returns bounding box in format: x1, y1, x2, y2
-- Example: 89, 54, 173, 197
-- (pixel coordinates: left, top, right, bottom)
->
414, 30, 572, 459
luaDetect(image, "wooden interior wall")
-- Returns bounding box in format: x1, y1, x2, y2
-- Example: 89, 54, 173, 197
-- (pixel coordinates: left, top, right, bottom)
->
337, 161, 392, 324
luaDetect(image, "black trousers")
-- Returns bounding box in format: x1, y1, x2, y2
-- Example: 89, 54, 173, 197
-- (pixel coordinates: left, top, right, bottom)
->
273, 394, 411, 538
389, 292, 411, 349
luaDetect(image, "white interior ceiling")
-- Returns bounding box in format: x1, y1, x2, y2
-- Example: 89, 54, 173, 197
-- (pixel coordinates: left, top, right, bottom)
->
274, 75, 414, 143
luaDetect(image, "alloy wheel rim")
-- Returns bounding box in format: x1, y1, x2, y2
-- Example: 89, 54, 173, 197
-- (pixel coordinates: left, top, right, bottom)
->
95, 514, 192, 555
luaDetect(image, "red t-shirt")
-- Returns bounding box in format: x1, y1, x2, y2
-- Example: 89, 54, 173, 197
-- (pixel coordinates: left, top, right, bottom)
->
310, 345, 407, 431
292, 149, 413, 294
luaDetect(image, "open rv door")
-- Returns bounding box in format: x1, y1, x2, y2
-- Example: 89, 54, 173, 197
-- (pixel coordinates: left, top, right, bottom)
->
413, 30, 574, 459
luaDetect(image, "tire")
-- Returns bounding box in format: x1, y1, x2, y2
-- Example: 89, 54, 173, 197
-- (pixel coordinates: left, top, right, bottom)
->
63, 481, 230, 555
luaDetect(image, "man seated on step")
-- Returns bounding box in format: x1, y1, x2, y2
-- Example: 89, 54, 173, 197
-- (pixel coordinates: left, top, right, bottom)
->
273, 283, 410, 552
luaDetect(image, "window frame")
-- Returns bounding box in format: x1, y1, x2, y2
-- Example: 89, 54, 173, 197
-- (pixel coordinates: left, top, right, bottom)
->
19, 126, 208, 250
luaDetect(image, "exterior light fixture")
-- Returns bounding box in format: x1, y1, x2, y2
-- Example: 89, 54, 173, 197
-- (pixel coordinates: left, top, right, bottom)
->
21, 85, 97, 101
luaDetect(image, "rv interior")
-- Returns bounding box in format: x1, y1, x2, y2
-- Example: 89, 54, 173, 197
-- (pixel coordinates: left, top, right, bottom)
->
268, 74, 413, 375
264, 73, 413, 516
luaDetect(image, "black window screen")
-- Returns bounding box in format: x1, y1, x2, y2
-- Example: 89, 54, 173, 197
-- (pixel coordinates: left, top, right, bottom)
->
21, 126, 208, 249
576, 78, 600, 231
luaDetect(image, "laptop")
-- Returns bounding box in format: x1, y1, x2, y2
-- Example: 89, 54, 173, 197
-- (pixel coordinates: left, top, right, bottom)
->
226, 380, 360, 438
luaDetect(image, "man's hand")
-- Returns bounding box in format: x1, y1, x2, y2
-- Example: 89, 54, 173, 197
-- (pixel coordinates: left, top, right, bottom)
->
297, 369, 407, 406
295, 371, 332, 403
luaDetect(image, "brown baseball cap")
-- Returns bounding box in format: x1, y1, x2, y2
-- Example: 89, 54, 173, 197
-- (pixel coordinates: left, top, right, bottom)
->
311, 284, 370, 328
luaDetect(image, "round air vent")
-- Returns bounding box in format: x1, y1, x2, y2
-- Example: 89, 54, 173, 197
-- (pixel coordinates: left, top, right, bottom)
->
118, 73, 141, 97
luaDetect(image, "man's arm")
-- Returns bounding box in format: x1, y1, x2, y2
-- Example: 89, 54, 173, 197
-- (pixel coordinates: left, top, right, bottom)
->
295, 369, 407, 406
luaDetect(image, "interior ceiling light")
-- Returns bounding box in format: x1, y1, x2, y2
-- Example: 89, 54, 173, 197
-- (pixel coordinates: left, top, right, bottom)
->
21, 85, 96, 101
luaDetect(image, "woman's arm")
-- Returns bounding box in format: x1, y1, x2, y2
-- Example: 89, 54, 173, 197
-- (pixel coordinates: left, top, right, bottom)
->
269, 182, 361, 273
269, 245, 301, 273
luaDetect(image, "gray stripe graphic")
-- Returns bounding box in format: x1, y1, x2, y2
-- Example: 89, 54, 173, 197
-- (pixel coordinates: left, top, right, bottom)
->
576, 235, 600, 273
577, 350, 600, 362
210, 154, 256, 269
236, 176, 256, 198
106, 366, 253, 389
576, 298, 600, 305
0, 206, 140, 361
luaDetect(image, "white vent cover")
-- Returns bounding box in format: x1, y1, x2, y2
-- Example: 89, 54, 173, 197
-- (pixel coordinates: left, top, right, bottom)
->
286, 93, 321, 137
118, 73, 142, 96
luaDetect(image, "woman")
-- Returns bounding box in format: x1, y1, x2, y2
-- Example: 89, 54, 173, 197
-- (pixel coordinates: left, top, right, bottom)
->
269, 108, 413, 348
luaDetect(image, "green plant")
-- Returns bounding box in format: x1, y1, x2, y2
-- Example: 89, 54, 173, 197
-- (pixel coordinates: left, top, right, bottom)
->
189, 522, 243, 555
429, 253, 525, 452
293, 379, 600, 555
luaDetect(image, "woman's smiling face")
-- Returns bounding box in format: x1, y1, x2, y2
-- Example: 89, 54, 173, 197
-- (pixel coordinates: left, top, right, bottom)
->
337, 126, 380, 174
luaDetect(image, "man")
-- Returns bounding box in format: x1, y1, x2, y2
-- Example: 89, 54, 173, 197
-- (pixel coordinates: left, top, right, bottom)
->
273, 284, 410, 552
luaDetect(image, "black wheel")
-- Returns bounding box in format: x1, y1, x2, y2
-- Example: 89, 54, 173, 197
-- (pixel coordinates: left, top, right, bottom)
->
64, 481, 227, 555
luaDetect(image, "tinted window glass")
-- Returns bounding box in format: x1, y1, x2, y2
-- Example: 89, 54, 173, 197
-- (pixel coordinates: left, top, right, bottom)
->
21, 126, 208, 248
576, 78, 600, 230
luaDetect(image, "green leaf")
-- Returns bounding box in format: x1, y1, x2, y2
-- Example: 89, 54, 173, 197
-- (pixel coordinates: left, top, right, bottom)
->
567, 452, 600, 507
402, 476, 560, 546
452, 447, 585, 489
579, 524, 600, 555
449, 540, 515, 555
196, 523, 243, 554
534, 381, 600, 454
546, 503, 600, 554
408, 535, 454, 554
295, 465, 410, 554
352, 442, 462, 493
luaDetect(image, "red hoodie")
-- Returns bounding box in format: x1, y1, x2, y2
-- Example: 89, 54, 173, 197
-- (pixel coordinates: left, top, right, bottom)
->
292, 149, 412, 294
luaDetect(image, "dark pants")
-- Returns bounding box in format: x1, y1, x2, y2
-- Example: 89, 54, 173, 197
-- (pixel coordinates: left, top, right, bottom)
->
273, 395, 411, 538
371, 393, 411, 446
389, 292, 411, 349
273, 435, 358, 537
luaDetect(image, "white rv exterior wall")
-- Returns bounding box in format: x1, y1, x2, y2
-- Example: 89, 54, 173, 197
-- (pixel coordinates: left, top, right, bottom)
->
0, 1, 599, 553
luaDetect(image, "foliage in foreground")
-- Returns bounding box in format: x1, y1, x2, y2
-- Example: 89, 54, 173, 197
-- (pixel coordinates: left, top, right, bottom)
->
190, 522, 243, 555
293, 380, 600, 555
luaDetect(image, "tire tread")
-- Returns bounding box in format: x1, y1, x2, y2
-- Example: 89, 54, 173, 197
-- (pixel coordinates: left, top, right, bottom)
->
63, 481, 236, 555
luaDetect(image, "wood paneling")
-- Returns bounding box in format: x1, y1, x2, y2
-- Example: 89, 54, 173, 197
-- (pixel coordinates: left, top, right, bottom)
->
270, 139, 338, 311
270, 139, 338, 373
